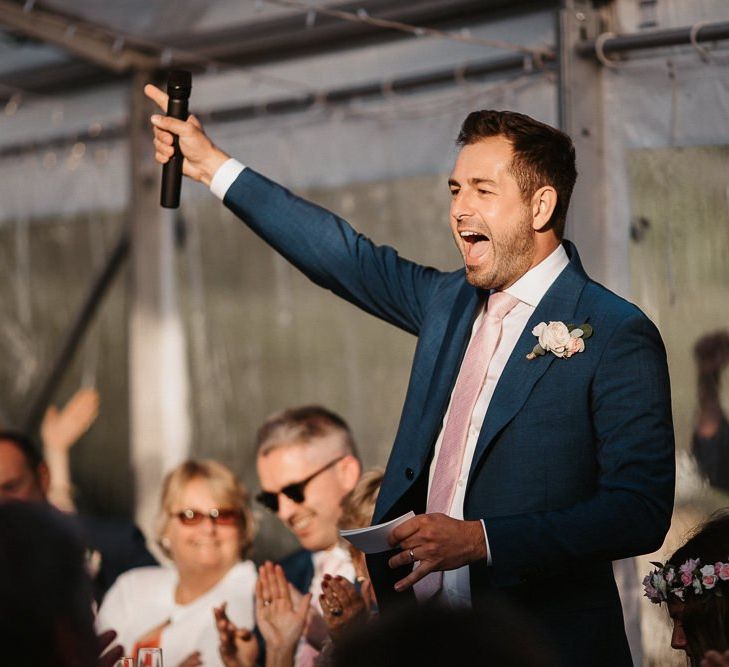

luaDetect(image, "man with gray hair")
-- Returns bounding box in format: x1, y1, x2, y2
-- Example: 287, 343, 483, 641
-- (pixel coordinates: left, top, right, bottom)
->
255, 406, 361, 663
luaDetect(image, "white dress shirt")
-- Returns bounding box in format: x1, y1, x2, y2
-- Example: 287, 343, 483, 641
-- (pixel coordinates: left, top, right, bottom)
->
210, 158, 246, 199
427, 244, 569, 608
96, 562, 256, 667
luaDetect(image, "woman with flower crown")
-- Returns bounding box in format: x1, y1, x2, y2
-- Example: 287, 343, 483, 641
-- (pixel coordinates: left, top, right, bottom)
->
643, 510, 729, 666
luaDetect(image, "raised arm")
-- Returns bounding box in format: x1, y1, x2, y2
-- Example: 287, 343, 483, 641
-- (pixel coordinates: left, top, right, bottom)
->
145, 83, 446, 336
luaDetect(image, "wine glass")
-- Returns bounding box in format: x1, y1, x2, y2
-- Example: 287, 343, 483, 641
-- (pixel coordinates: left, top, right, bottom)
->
114, 660, 135, 667
137, 648, 163, 667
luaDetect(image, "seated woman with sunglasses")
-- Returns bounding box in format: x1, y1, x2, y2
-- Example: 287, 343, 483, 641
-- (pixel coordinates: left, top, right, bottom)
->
96, 460, 257, 667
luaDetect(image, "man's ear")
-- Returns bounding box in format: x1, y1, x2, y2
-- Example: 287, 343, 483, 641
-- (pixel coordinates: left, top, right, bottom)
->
339, 455, 362, 493
531, 186, 558, 231
36, 461, 51, 496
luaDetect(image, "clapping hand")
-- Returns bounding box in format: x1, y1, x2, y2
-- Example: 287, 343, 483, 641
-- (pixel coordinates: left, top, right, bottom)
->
178, 652, 203, 667
96, 629, 123, 667
255, 562, 312, 665
213, 601, 258, 667
319, 574, 368, 644
287, 582, 328, 650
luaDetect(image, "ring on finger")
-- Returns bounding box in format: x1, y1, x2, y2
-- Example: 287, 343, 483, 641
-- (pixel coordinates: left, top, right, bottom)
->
263, 599, 272, 606
409, 548, 415, 563
330, 607, 343, 617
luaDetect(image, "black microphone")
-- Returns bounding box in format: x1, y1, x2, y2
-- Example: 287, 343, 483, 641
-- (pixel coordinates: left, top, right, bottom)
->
160, 70, 192, 209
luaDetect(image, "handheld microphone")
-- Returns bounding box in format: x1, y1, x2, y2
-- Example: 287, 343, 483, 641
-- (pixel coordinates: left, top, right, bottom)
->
160, 70, 192, 209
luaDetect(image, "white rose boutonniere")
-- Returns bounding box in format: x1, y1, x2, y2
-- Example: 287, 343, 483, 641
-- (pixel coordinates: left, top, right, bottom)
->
527, 321, 593, 360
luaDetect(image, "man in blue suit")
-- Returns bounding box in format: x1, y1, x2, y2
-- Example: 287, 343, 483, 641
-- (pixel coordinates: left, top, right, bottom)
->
147, 85, 674, 665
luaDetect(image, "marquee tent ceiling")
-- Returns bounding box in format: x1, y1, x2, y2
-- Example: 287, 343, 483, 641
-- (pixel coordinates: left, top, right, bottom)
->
0, 0, 553, 101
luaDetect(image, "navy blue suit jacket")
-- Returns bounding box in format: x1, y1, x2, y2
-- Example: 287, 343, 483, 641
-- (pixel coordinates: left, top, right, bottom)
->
279, 548, 314, 595
223, 168, 675, 666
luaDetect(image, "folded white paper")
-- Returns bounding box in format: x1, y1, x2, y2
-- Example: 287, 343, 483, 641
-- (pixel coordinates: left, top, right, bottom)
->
339, 511, 415, 554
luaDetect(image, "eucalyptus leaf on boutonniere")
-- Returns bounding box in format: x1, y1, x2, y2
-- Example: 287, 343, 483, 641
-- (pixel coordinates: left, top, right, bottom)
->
526, 321, 593, 360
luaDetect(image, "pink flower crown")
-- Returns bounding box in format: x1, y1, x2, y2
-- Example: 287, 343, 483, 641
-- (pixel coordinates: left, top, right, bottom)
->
643, 558, 729, 603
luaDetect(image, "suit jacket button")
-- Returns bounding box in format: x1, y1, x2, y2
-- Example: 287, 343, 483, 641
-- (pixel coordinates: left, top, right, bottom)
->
405, 467, 414, 480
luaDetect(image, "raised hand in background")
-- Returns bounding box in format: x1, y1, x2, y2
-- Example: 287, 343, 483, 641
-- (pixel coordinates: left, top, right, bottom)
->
41, 387, 100, 512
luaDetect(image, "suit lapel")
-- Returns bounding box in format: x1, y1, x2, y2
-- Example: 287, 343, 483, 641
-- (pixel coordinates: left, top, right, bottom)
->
467, 244, 590, 485
414, 281, 483, 469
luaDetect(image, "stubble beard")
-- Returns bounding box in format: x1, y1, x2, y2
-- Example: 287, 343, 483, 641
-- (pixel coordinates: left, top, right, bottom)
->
465, 212, 535, 291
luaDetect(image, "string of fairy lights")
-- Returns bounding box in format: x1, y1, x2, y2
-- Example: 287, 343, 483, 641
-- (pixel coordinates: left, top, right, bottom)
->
0, 0, 554, 169
260, 0, 548, 56
2, 1, 723, 170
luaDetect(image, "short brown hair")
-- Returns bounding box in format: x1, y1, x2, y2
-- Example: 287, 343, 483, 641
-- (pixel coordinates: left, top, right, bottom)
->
338, 467, 384, 531
457, 110, 577, 239
0, 430, 43, 470
256, 405, 358, 459
157, 459, 255, 559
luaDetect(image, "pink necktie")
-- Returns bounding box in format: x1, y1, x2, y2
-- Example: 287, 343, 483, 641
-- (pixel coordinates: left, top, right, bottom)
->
414, 291, 520, 600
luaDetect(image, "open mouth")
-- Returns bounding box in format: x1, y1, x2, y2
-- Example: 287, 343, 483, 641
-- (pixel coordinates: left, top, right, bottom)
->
460, 230, 491, 264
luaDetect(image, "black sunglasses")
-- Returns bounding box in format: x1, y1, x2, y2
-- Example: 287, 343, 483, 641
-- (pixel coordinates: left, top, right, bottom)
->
256, 455, 345, 513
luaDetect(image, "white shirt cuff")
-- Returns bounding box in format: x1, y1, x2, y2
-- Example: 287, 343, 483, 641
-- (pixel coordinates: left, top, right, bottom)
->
481, 520, 493, 566
210, 158, 246, 200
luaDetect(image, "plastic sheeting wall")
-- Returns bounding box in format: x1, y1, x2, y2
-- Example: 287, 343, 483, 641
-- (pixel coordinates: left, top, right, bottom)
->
0, 7, 556, 556
0, 0, 728, 585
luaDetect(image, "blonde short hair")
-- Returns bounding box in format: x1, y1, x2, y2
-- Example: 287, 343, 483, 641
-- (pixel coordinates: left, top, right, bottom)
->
338, 467, 384, 531
157, 459, 255, 559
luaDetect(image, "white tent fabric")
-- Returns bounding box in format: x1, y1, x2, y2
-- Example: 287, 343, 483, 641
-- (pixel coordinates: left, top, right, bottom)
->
0, 8, 556, 221
603, 53, 729, 296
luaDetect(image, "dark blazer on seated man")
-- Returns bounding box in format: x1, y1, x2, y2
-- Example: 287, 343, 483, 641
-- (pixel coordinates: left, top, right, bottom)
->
147, 92, 675, 667
279, 548, 315, 595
